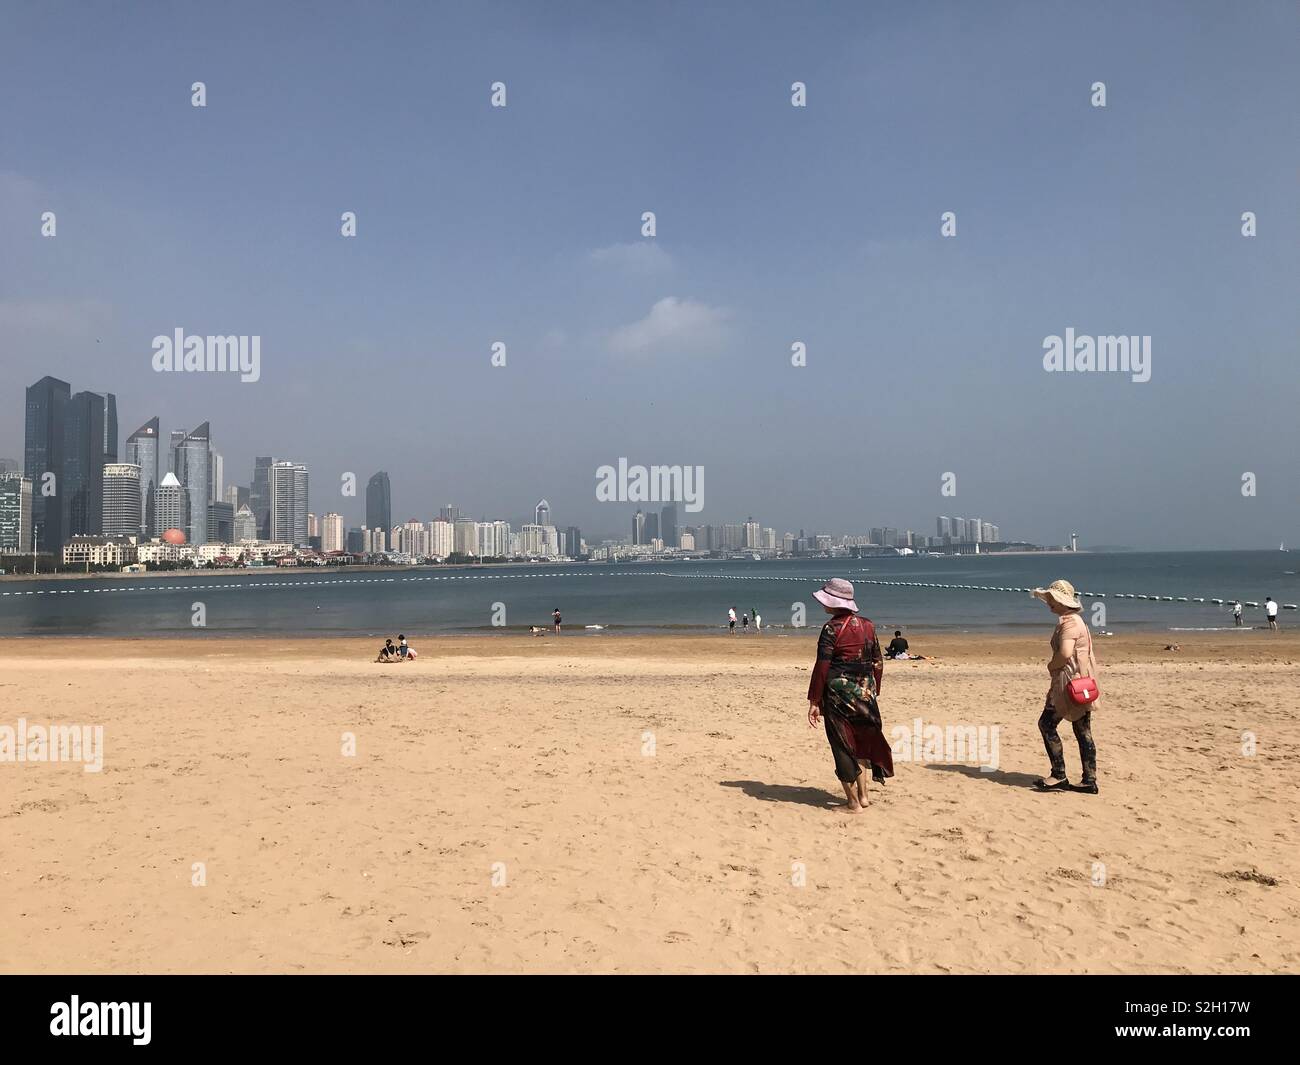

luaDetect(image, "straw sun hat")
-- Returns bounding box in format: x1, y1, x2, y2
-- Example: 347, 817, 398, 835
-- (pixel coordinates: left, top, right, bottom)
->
1031, 579, 1082, 610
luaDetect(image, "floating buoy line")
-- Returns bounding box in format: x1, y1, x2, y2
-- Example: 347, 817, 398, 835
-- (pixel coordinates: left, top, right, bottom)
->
0, 568, 1294, 611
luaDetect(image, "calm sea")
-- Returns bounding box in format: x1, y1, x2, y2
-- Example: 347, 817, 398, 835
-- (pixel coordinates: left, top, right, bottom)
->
0, 552, 1295, 638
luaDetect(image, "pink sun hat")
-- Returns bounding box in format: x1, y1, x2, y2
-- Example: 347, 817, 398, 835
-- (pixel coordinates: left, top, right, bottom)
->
813, 577, 858, 613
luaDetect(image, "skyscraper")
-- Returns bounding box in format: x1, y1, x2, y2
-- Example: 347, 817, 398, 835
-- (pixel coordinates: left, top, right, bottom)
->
268, 461, 309, 545
366, 472, 392, 532
170, 422, 211, 546
209, 450, 224, 504
660, 504, 677, 550
321, 512, 345, 553
24, 376, 70, 553
631, 509, 645, 545
250, 456, 276, 539
126, 418, 160, 537
102, 464, 143, 537
233, 504, 257, 542
64, 390, 117, 540
155, 472, 186, 536
535, 499, 550, 526
0, 473, 33, 553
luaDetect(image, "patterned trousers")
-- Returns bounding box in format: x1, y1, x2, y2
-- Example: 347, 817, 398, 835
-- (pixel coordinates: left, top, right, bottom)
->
1038, 698, 1097, 783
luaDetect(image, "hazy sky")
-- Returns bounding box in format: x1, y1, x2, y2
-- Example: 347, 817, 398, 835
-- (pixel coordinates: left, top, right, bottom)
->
2, 0, 1296, 548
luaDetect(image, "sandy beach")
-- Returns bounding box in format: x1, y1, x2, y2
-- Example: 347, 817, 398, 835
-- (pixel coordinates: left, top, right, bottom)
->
2, 630, 1298, 974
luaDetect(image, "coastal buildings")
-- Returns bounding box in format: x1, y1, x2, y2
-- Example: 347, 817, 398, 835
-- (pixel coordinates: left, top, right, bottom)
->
534, 499, 550, 526
125, 418, 160, 536
251, 456, 276, 539
366, 472, 391, 533
233, 504, 258, 542
268, 461, 309, 546
321, 512, 344, 553
170, 422, 211, 547
0, 472, 33, 553
155, 472, 186, 535
62, 535, 137, 567
102, 463, 143, 537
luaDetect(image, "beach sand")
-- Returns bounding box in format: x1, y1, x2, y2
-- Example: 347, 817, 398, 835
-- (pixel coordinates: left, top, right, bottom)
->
2, 630, 1298, 974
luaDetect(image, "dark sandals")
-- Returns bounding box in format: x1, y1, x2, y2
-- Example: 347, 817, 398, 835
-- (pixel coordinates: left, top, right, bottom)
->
1035, 776, 1071, 792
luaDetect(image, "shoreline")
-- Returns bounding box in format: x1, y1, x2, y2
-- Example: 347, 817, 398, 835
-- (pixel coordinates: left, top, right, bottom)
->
2, 629, 1296, 664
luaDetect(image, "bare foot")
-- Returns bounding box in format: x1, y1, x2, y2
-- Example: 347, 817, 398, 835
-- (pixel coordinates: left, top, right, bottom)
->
855, 778, 868, 806
837, 801, 866, 815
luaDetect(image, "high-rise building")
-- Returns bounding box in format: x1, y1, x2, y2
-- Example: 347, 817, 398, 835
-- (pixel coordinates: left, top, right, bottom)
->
366, 472, 392, 533
233, 504, 257, 541
644, 511, 659, 543
125, 418, 160, 537
452, 517, 476, 556
208, 450, 224, 504
565, 526, 583, 558
65, 390, 117, 540
251, 456, 276, 539
428, 519, 453, 558
155, 472, 187, 536
631, 509, 646, 545
268, 461, 309, 545
534, 499, 550, 526
24, 376, 71, 553
321, 512, 345, 553
0, 473, 34, 554
170, 422, 211, 547
102, 464, 142, 538
345, 527, 365, 553
937, 516, 952, 539
208, 500, 234, 543
223, 484, 250, 510
660, 505, 677, 550
438, 504, 461, 522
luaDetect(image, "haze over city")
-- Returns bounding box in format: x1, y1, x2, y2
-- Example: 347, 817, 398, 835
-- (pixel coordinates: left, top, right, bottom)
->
2, 1, 1297, 548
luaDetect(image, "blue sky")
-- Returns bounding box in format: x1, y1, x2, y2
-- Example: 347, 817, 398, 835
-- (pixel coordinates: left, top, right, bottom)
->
2, 0, 1297, 547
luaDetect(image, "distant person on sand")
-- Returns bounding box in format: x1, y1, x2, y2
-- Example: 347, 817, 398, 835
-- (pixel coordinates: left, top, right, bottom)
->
806, 578, 892, 814
728, 607, 736, 634
1233, 601, 1243, 626
1031, 580, 1099, 795
886, 630, 909, 658
553, 608, 562, 634
1266, 597, 1279, 631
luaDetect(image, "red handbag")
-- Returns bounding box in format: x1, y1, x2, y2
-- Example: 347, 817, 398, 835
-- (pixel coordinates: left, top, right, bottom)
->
1065, 625, 1100, 705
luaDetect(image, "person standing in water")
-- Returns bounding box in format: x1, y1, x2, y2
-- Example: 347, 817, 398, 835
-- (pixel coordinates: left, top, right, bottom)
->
552, 607, 562, 634
1266, 597, 1279, 631
752, 606, 761, 632
806, 578, 892, 814
728, 607, 737, 634
1233, 601, 1243, 626
741, 612, 749, 633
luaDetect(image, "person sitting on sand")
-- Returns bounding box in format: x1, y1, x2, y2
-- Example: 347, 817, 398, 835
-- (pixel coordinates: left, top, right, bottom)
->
376, 638, 397, 663
398, 634, 409, 659
886, 630, 909, 659
806, 578, 892, 814
1032, 580, 1099, 795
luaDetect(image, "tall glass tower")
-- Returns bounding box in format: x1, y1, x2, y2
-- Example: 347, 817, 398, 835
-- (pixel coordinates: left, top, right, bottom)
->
125, 417, 159, 537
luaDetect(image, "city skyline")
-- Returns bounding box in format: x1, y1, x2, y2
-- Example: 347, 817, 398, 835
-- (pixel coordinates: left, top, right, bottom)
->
2, 4, 1297, 549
